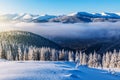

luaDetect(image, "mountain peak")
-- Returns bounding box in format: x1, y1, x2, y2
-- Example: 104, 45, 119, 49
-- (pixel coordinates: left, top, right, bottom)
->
100, 12, 108, 16
22, 14, 32, 19
67, 12, 78, 16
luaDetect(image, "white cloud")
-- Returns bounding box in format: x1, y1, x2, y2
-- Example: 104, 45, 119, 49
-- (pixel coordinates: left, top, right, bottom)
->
0, 22, 120, 38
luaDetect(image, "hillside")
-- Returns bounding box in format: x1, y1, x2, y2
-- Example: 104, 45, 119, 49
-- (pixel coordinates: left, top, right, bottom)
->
52, 37, 120, 54
0, 31, 120, 68
0, 31, 61, 49
0, 31, 64, 61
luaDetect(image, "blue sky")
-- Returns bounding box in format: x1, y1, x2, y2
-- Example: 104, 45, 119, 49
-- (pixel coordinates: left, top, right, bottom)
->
0, 0, 119, 15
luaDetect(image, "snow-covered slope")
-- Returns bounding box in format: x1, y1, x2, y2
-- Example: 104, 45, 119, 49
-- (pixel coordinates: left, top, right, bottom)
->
33, 14, 56, 22
50, 12, 120, 23
13, 13, 39, 22
0, 13, 56, 22
0, 61, 119, 80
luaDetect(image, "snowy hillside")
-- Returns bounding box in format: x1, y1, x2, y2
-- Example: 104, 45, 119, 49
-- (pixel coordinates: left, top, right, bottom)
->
0, 31, 61, 49
0, 61, 119, 80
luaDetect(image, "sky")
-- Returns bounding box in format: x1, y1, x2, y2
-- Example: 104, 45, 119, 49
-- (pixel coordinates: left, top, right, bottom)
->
0, 0, 120, 15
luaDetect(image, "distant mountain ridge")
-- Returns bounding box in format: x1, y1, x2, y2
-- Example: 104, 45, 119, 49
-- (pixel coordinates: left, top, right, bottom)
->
0, 12, 120, 23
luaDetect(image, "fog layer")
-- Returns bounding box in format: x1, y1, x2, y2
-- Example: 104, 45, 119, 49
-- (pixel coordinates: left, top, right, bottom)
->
0, 22, 120, 39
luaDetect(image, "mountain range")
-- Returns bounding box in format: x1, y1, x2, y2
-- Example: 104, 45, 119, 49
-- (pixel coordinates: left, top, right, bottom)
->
0, 12, 120, 23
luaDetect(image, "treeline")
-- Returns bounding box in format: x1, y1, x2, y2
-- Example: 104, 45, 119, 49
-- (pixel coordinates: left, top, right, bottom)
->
76, 50, 120, 68
0, 43, 120, 68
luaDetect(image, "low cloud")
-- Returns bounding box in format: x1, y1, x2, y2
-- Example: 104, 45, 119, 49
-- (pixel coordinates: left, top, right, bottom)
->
0, 22, 120, 39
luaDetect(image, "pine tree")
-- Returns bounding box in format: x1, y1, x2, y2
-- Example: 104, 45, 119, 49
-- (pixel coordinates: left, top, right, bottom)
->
64, 50, 68, 61
102, 54, 106, 68
75, 51, 80, 68
97, 54, 102, 67
68, 51, 74, 62
117, 51, 120, 68
51, 49, 56, 61
110, 50, 117, 68
88, 53, 93, 67
40, 47, 46, 61
28, 47, 34, 60
59, 49, 65, 60
79, 51, 83, 65
93, 51, 98, 67
75, 51, 80, 62
18, 47, 23, 60
0, 44, 2, 59
105, 52, 111, 68
82, 53, 88, 65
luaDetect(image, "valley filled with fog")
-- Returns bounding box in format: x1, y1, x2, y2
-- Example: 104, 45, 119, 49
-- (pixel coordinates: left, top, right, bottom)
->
0, 22, 120, 39
1, 22, 120, 51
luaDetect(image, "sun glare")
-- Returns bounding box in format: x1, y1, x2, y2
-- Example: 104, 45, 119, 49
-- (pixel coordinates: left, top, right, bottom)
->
0, 22, 15, 32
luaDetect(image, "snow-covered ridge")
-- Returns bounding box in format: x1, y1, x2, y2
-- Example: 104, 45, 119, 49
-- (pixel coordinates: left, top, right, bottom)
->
0, 12, 120, 23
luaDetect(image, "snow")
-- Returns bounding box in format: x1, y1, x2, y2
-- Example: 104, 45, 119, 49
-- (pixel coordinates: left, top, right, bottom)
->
35, 14, 56, 20
0, 59, 8, 61
13, 13, 31, 20
116, 13, 120, 16
13, 13, 25, 20
102, 68, 120, 72
100, 12, 108, 16
67, 12, 77, 16
22, 14, 32, 20
0, 61, 120, 80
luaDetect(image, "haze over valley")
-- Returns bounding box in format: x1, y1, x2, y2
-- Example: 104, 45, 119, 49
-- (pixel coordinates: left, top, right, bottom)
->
1, 21, 120, 53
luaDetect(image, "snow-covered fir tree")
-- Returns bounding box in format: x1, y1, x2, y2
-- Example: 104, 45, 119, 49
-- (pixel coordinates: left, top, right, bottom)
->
0, 41, 120, 68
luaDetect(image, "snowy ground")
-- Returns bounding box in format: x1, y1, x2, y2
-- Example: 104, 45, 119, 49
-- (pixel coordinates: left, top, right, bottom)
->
0, 60, 120, 80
